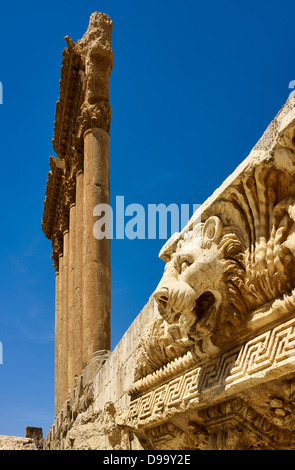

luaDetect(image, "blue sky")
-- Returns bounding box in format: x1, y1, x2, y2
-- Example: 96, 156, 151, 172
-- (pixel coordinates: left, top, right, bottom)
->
0, 0, 294, 438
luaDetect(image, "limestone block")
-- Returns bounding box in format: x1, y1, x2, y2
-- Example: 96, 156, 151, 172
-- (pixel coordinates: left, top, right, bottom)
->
25, 427, 43, 440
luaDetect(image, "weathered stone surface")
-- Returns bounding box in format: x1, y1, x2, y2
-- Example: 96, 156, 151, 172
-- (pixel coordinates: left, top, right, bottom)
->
0, 435, 39, 450
25, 427, 43, 439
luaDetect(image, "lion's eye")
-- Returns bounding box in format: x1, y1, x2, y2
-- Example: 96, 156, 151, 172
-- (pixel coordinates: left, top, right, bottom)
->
180, 260, 191, 273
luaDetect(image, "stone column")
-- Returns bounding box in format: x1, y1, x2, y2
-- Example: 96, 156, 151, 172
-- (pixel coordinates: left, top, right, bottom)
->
62, 229, 69, 399
75, 170, 84, 375
54, 269, 59, 414
82, 128, 111, 366
56, 253, 64, 415
68, 203, 76, 391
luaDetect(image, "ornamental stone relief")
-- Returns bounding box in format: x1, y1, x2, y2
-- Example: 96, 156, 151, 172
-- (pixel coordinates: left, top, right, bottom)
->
129, 96, 295, 450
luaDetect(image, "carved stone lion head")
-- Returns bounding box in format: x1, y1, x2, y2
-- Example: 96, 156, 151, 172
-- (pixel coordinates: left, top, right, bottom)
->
154, 216, 246, 358
134, 165, 295, 381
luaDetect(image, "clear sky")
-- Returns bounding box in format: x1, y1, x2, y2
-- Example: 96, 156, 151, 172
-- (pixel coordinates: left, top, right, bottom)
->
0, 0, 294, 438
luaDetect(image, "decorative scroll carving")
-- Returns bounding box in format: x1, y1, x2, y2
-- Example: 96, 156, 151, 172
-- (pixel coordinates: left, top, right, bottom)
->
134, 318, 193, 381
199, 397, 295, 450
145, 422, 207, 451
131, 393, 295, 450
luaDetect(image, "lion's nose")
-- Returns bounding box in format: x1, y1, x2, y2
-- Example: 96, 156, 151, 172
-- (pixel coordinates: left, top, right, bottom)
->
154, 287, 169, 310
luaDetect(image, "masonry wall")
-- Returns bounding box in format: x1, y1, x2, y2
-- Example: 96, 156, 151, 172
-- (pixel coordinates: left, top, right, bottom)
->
44, 295, 158, 450
93, 296, 157, 411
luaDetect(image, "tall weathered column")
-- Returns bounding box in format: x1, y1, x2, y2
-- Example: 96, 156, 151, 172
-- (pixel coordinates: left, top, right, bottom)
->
68, 202, 76, 391
62, 228, 69, 398
42, 12, 113, 415
82, 128, 111, 363
57, 253, 64, 412
77, 12, 113, 365
74, 169, 84, 376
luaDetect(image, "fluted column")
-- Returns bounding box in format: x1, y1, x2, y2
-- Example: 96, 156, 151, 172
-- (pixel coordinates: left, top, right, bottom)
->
54, 269, 60, 414
56, 253, 64, 414
82, 128, 111, 365
68, 203, 76, 391
75, 170, 84, 374
62, 229, 69, 399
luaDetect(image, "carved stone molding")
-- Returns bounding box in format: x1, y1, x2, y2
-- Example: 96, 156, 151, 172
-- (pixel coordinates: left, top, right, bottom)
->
145, 422, 206, 451
129, 316, 295, 423
130, 388, 295, 450
42, 157, 65, 240
199, 396, 295, 450
52, 44, 82, 162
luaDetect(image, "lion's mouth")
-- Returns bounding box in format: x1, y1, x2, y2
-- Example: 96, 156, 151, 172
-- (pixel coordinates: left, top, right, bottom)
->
156, 290, 216, 325
193, 291, 216, 321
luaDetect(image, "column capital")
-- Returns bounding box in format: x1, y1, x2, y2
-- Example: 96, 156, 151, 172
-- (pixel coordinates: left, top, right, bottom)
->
52, 12, 113, 163
76, 13, 113, 136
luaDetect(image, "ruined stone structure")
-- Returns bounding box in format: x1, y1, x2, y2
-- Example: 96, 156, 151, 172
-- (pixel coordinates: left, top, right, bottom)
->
41, 13, 295, 450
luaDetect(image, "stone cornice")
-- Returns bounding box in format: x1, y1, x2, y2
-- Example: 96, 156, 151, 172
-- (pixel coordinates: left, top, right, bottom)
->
52, 39, 82, 161
42, 156, 65, 241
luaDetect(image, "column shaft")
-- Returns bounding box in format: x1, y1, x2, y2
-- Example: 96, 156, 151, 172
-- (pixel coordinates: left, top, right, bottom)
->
68, 204, 76, 391
82, 128, 111, 366
54, 270, 59, 415
56, 255, 64, 415
62, 230, 69, 401
75, 171, 84, 374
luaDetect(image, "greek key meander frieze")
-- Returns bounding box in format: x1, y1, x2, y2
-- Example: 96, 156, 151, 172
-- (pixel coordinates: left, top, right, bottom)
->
129, 316, 295, 423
